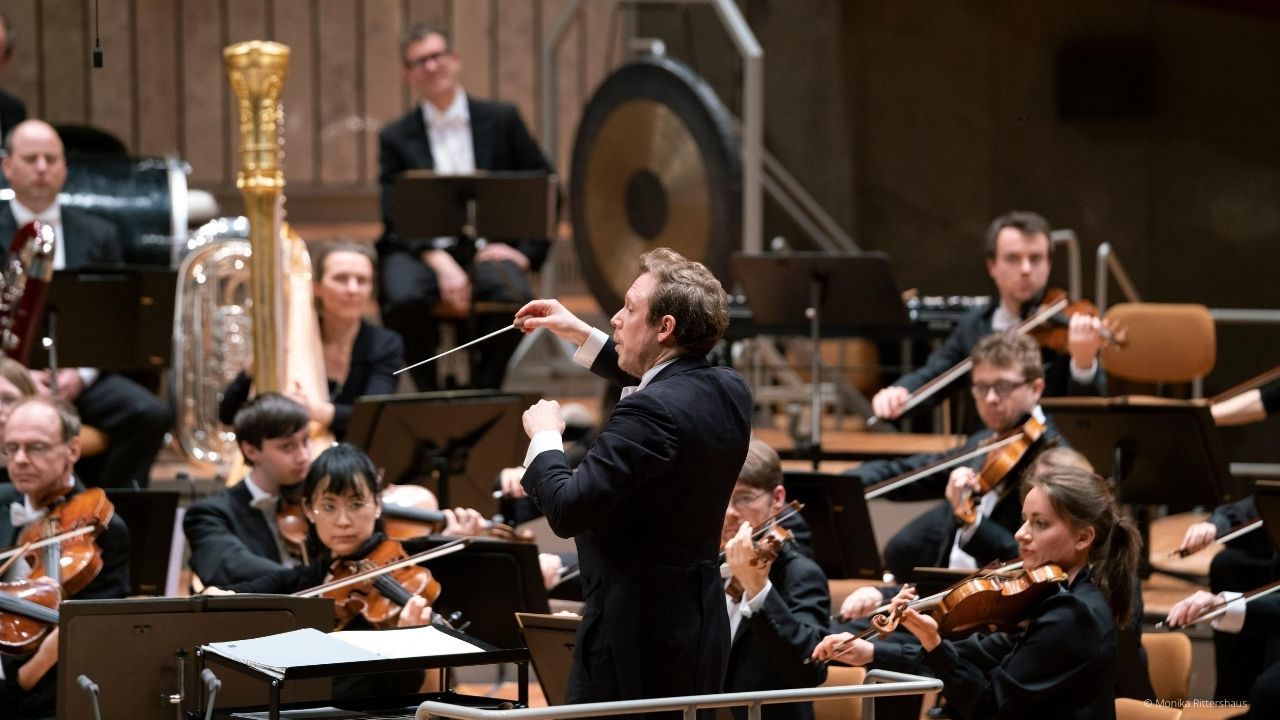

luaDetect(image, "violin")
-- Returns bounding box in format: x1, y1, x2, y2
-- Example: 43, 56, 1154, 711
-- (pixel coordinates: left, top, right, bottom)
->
1025, 288, 1127, 354
276, 484, 311, 565
380, 484, 535, 543
725, 524, 793, 600
954, 415, 1050, 526
0, 577, 61, 655
293, 537, 470, 630
18, 488, 114, 597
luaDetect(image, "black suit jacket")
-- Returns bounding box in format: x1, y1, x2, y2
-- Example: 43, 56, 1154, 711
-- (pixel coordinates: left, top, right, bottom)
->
726, 545, 831, 720
0, 480, 131, 719
0, 89, 26, 140
377, 96, 553, 269
523, 342, 753, 703
895, 295, 1105, 404
184, 479, 289, 587
0, 203, 123, 269
218, 321, 405, 440
875, 570, 1118, 720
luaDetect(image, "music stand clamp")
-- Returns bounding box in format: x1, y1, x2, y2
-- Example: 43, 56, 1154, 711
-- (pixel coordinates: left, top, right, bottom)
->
732, 252, 910, 463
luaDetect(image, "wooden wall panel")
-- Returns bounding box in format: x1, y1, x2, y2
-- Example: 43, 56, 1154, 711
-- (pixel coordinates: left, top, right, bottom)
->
317, 0, 360, 184
543, 0, 582, 172
582, 0, 616, 98
87, 0, 135, 147
3, 1, 39, 123
362, 0, 408, 185
454, 0, 494, 99
135, 0, 180, 154
495, 0, 538, 135
180, 0, 227, 182
272, 0, 316, 184
40, 0, 88, 123
225, 0, 268, 44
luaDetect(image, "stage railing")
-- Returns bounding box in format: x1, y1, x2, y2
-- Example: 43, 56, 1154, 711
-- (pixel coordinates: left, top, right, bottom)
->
416, 670, 942, 720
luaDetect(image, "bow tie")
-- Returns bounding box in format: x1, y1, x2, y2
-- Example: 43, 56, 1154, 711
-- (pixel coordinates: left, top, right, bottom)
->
9, 502, 46, 528
249, 494, 279, 513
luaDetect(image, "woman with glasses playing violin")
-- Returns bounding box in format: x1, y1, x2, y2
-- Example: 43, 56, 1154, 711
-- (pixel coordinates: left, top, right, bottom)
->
204, 443, 435, 699
721, 440, 830, 720
812, 466, 1141, 720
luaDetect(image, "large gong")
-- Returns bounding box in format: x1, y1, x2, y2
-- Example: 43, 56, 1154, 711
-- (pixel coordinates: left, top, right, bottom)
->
571, 56, 741, 312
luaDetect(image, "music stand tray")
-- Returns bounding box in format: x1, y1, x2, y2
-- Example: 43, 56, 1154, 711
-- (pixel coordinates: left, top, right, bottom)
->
783, 470, 884, 580
395, 170, 558, 241
1042, 396, 1243, 506
516, 612, 581, 706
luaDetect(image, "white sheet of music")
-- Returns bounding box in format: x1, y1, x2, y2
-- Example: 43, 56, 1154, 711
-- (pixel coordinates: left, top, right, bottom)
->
331, 625, 485, 659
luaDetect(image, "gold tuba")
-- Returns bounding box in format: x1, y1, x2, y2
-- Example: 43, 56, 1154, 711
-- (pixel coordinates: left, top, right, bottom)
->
171, 41, 329, 475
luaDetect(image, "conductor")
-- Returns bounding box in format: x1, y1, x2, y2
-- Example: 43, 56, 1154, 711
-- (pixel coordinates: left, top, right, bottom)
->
515, 247, 753, 706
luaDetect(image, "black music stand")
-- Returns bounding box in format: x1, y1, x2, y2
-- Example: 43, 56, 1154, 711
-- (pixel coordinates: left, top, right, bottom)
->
28, 265, 177, 370
1253, 479, 1280, 555
104, 488, 180, 596
347, 390, 532, 514
58, 595, 332, 720
783, 470, 884, 580
732, 252, 911, 460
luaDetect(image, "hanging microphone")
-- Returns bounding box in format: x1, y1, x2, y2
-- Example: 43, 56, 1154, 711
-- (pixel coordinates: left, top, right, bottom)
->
92, 0, 104, 68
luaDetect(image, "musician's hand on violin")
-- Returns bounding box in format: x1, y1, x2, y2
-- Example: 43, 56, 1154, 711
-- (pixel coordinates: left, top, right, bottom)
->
871, 386, 909, 420
539, 552, 564, 589
1165, 590, 1223, 629
1067, 314, 1104, 371
897, 606, 942, 651
475, 242, 530, 271
839, 586, 886, 620
514, 299, 592, 346
396, 594, 435, 628
498, 466, 528, 499
523, 399, 566, 438
810, 632, 873, 666
18, 627, 59, 691
441, 507, 487, 537
1178, 521, 1218, 556
945, 467, 980, 521
725, 521, 771, 598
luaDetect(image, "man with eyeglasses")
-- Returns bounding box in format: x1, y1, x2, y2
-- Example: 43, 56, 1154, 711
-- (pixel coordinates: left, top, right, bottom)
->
0, 396, 131, 718
377, 23, 553, 392
871, 211, 1105, 426
840, 332, 1064, 620
721, 440, 830, 720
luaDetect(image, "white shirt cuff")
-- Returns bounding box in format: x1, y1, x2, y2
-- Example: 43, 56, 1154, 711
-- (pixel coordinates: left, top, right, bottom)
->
1211, 591, 1247, 634
1069, 358, 1098, 384
740, 580, 773, 618
573, 328, 609, 369
77, 367, 101, 388
523, 429, 565, 468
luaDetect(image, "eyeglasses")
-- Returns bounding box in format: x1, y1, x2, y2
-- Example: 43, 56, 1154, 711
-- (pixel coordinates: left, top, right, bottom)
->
405, 50, 451, 70
2, 441, 66, 460
971, 380, 1029, 398
309, 498, 375, 517
729, 491, 769, 509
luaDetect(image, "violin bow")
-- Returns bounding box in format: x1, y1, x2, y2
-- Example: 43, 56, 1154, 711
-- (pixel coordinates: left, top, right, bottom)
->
871, 296, 1070, 424
1167, 519, 1263, 558
0, 525, 98, 562
1210, 365, 1280, 405
864, 433, 1024, 500
292, 537, 470, 598
1158, 579, 1280, 629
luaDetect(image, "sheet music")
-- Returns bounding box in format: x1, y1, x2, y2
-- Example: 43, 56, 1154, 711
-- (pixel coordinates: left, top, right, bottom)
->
206, 628, 381, 673
331, 625, 485, 659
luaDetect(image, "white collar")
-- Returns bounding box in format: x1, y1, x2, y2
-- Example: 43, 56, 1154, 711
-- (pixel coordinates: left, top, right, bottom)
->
10, 198, 61, 227
423, 90, 469, 128
637, 355, 682, 391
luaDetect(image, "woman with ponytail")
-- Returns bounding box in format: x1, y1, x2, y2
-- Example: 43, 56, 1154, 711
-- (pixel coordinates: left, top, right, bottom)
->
812, 466, 1140, 719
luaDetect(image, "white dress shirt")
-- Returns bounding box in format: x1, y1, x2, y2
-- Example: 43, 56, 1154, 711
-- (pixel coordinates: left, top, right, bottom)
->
422, 90, 475, 175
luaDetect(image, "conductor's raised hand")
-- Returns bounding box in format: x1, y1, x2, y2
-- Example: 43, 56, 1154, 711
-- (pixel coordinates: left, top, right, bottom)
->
515, 299, 592, 346
523, 399, 565, 439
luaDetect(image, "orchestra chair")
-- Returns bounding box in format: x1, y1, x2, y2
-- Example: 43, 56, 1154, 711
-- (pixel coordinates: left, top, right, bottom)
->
1141, 632, 1193, 703
812, 665, 866, 720
1100, 302, 1215, 392
1116, 698, 1182, 720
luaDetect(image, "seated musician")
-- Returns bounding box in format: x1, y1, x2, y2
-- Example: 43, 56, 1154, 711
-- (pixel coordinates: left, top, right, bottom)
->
218, 241, 405, 442
871, 211, 1104, 424
1211, 376, 1280, 427
207, 443, 434, 699
722, 439, 830, 720
0, 358, 38, 480
0, 119, 173, 488
845, 332, 1063, 585
813, 466, 1141, 720
0, 396, 131, 718
1165, 583, 1280, 718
